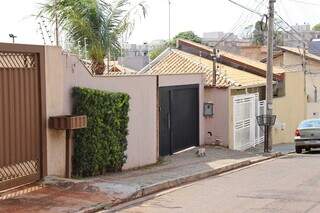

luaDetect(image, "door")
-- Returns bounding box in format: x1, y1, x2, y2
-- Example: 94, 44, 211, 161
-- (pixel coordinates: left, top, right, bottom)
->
0, 48, 44, 191
159, 85, 199, 156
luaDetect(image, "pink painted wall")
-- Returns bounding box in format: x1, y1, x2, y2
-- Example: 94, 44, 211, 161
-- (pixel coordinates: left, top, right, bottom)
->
45, 47, 158, 173
204, 88, 229, 147
45, 47, 206, 175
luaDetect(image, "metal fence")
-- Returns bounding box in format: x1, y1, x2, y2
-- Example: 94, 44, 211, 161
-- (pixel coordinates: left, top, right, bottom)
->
0, 45, 46, 192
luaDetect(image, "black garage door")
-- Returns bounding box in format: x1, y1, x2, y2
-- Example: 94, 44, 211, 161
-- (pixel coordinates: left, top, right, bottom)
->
159, 85, 199, 156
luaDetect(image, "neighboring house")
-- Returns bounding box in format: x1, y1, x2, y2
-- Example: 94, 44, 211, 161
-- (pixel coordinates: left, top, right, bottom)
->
118, 43, 150, 71
118, 55, 149, 71
107, 60, 137, 74
202, 31, 251, 54
141, 39, 305, 150
82, 59, 137, 75
269, 46, 320, 118
237, 45, 267, 61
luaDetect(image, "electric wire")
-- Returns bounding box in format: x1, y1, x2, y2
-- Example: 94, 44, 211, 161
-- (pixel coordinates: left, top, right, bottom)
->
213, 0, 267, 48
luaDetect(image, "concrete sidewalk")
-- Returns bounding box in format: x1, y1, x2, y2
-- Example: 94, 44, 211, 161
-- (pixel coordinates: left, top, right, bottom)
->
247, 143, 295, 154
0, 146, 282, 213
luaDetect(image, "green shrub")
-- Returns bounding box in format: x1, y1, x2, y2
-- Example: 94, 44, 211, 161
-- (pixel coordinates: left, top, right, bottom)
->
72, 87, 130, 177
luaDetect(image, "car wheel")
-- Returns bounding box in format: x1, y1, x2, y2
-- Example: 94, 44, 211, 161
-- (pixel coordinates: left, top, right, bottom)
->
296, 147, 302, 153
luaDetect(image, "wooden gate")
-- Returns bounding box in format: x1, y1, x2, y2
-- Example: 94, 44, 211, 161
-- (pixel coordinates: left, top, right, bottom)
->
0, 44, 46, 191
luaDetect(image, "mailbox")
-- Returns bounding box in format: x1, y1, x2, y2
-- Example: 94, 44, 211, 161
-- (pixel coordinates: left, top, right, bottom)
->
49, 115, 87, 130
49, 115, 87, 178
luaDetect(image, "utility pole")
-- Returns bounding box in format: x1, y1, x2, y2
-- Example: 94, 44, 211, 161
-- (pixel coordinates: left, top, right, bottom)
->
9, 34, 17, 44
168, 0, 171, 45
55, 0, 59, 46
266, 0, 276, 152
212, 48, 217, 86
302, 42, 307, 93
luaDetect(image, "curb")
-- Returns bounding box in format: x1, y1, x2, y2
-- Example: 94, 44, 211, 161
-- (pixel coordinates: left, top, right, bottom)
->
84, 152, 283, 212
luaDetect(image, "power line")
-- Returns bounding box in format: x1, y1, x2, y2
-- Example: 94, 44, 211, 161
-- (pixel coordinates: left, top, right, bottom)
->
275, 12, 305, 43
213, 0, 267, 48
227, 0, 264, 17
286, 0, 320, 6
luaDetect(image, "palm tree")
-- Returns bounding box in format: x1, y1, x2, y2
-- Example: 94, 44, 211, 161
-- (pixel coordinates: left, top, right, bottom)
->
38, 0, 146, 75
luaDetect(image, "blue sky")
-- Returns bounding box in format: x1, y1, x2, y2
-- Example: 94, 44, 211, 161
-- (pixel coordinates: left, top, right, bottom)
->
0, 0, 319, 45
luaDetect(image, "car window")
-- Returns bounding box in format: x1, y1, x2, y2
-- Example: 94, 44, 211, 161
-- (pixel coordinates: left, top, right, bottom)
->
299, 120, 320, 128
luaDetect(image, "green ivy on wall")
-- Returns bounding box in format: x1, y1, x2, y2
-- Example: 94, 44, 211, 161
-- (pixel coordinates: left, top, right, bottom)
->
72, 87, 130, 177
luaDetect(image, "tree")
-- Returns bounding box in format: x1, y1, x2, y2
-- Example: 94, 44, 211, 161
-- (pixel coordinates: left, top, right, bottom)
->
38, 0, 146, 75
252, 21, 267, 45
313, 23, 320, 31
171, 31, 202, 46
148, 31, 201, 60
149, 42, 168, 60
250, 20, 283, 46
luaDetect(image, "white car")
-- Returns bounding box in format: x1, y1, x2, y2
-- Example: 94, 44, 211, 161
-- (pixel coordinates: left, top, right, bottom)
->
295, 119, 320, 153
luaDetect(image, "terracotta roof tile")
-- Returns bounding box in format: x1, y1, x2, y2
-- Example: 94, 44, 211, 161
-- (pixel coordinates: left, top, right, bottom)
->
146, 49, 266, 88
178, 39, 286, 75
82, 60, 137, 76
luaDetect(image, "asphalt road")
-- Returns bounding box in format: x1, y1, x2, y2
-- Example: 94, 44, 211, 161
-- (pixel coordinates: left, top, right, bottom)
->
117, 151, 320, 213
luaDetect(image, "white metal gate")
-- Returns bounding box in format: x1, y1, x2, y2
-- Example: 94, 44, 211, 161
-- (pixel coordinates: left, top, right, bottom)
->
233, 94, 256, 150
233, 93, 266, 150
256, 100, 266, 145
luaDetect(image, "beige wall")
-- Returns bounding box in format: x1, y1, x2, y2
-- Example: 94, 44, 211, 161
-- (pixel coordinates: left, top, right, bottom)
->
159, 74, 205, 146
281, 52, 320, 118
204, 88, 229, 147
226, 71, 305, 148
273, 71, 306, 144
45, 46, 67, 176
239, 46, 267, 61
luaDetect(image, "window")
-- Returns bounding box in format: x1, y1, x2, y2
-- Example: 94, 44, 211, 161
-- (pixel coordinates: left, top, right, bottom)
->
299, 120, 320, 128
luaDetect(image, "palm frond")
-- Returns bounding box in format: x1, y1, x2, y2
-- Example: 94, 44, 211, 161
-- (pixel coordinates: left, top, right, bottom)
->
38, 0, 147, 74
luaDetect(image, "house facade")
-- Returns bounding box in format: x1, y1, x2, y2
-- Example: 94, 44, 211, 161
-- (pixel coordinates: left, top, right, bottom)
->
141, 39, 306, 150
273, 46, 320, 118
0, 42, 207, 194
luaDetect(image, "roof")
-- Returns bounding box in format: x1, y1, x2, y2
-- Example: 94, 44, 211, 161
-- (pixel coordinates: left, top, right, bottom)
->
177, 39, 286, 76
82, 59, 137, 76
278, 46, 320, 63
106, 60, 137, 74
142, 49, 266, 88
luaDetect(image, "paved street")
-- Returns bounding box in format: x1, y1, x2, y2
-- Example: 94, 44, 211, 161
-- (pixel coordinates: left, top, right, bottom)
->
117, 151, 320, 213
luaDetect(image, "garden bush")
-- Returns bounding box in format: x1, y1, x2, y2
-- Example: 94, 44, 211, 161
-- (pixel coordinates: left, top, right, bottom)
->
72, 87, 130, 177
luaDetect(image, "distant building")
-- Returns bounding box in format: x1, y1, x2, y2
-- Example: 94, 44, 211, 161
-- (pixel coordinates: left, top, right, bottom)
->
282, 24, 320, 48
122, 43, 149, 57
119, 42, 150, 71
201, 31, 251, 54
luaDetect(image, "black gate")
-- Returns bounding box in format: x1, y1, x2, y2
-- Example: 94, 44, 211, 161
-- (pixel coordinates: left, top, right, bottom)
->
159, 85, 199, 156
